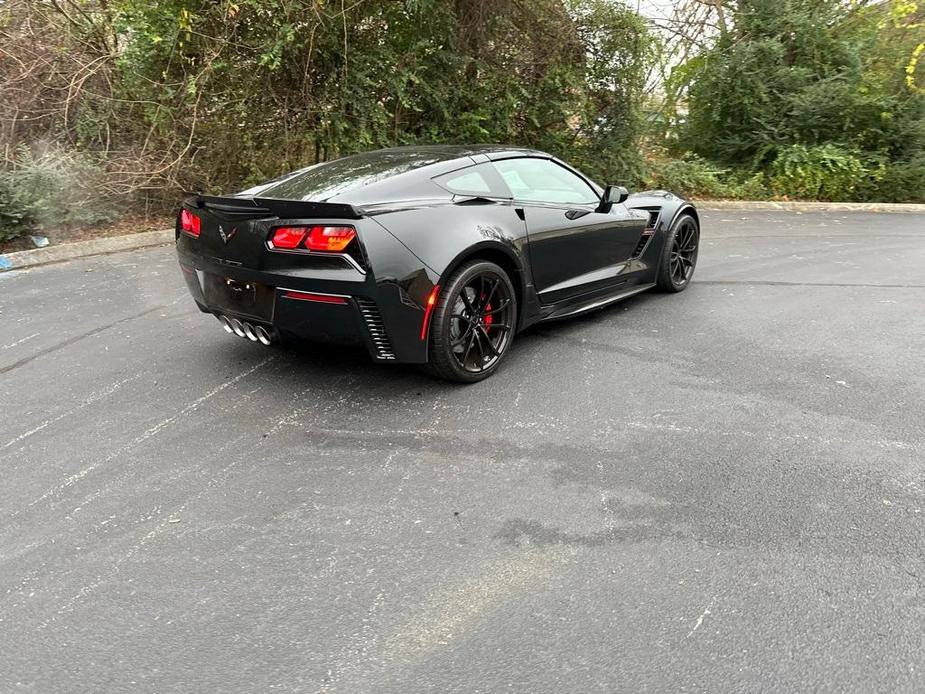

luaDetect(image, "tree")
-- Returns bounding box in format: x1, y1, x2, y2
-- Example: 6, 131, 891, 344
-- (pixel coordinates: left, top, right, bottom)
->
675, 0, 925, 200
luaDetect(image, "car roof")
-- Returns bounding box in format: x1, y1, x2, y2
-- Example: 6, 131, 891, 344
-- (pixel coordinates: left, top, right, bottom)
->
377, 144, 548, 158
240, 144, 555, 204
364, 143, 548, 157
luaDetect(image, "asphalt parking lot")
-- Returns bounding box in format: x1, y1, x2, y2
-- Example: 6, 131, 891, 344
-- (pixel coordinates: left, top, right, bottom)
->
1, 209, 924, 692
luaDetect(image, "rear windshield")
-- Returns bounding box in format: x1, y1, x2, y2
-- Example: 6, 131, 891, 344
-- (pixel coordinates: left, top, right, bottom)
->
242, 149, 459, 201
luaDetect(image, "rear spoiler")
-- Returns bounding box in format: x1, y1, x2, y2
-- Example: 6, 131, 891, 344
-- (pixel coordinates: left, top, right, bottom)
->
184, 193, 363, 220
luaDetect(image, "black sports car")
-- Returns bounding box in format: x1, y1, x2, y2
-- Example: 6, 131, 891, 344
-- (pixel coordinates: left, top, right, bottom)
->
175, 145, 699, 382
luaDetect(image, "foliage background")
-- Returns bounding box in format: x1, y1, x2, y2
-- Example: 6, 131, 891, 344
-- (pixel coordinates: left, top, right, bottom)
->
0, 0, 923, 241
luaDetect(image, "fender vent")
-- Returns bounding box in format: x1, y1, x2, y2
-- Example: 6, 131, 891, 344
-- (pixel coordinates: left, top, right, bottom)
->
630, 234, 650, 258
356, 299, 396, 360
630, 209, 661, 259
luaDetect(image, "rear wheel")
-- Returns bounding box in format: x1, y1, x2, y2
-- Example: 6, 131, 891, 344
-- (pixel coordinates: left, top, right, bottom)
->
656, 213, 699, 292
427, 260, 517, 383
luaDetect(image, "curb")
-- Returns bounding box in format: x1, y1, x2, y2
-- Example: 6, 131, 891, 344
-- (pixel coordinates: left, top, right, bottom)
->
697, 200, 925, 214
0, 229, 173, 273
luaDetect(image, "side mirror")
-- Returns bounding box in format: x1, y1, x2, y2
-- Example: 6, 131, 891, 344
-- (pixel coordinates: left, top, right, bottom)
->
596, 185, 629, 213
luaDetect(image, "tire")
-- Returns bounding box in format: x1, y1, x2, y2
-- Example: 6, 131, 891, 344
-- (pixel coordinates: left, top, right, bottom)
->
655, 212, 700, 292
426, 260, 517, 383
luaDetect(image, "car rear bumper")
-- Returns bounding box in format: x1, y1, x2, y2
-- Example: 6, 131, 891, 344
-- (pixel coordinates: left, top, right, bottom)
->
176, 234, 435, 364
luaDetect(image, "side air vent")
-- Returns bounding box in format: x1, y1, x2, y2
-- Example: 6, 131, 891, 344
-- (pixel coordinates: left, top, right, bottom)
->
629, 209, 661, 259
356, 299, 396, 360
630, 234, 650, 258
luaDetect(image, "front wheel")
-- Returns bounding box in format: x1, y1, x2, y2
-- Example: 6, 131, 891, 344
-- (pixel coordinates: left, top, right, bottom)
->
656, 213, 700, 292
426, 260, 517, 383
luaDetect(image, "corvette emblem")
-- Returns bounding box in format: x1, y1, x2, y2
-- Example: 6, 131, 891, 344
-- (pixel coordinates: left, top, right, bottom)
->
218, 224, 237, 244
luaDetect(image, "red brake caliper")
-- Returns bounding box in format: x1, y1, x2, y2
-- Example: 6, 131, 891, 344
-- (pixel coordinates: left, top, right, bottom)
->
480, 293, 493, 330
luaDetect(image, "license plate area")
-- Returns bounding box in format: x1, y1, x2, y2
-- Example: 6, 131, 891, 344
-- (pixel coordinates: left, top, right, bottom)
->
202, 274, 275, 321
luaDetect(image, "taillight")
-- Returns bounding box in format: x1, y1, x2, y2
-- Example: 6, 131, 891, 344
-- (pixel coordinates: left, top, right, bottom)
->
269, 226, 307, 249
304, 226, 356, 252
268, 225, 356, 253
179, 209, 201, 238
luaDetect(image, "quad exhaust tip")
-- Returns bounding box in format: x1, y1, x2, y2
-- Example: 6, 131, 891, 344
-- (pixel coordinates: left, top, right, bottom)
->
215, 314, 276, 346
229, 317, 246, 338
217, 315, 234, 334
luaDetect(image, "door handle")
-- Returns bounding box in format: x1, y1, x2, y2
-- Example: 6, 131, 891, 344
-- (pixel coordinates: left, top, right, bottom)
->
565, 208, 591, 220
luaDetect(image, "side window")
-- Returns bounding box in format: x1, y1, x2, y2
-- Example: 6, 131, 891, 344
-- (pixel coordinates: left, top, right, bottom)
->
434, 164, 496, 196
492, 158, 599, 205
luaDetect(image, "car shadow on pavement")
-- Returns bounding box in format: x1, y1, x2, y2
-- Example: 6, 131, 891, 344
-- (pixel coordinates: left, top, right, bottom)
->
196, 287, 676, 397
263, 339, 440, 387
511, 289, 667, 350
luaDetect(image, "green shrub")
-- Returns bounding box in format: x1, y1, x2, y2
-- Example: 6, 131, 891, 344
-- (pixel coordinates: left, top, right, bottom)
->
0, 177, 27, 242
725, 170, 769, 200
867, 157, 925, 203
0, 147, 116, 242
645, 154, 729, 197
645, 146, 921, 203
768, 144, 871, 201
644, 153, 767, 199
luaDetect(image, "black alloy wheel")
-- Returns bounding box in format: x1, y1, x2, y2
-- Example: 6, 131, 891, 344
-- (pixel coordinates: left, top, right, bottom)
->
427, 260, 517, 382
656, 213, 699, 292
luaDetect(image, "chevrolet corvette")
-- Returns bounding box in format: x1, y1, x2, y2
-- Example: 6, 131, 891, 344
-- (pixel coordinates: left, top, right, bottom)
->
175, 145, 699, 382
